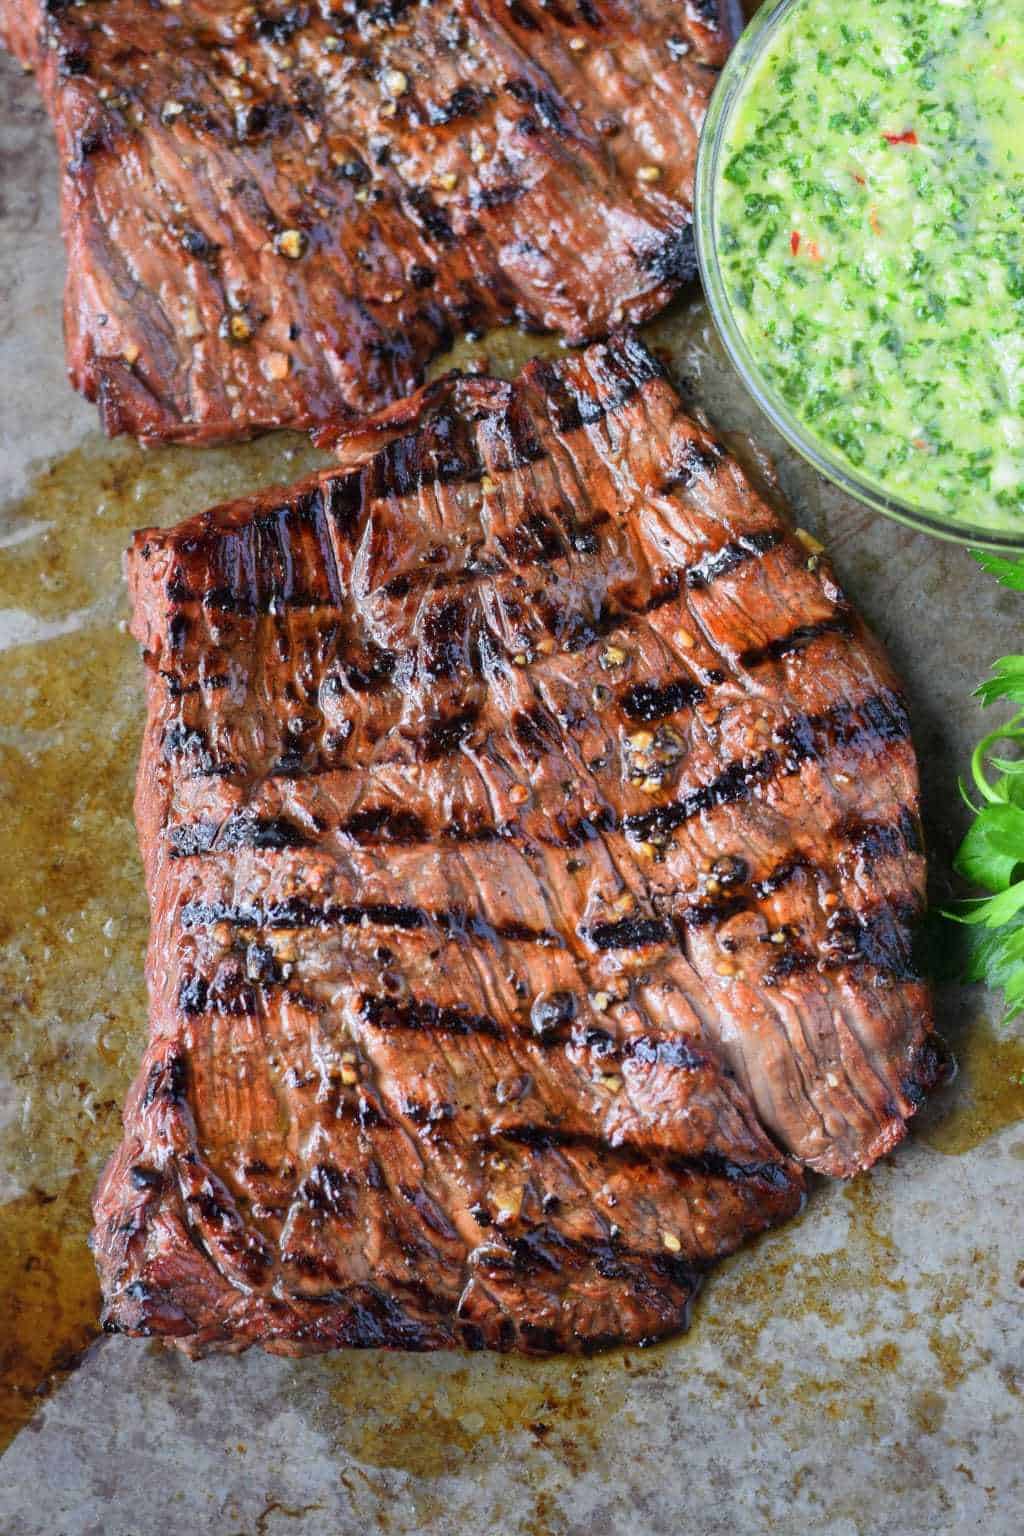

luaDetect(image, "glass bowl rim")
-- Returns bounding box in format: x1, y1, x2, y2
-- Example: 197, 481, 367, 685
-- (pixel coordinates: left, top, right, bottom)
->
693, 0, 1024, 554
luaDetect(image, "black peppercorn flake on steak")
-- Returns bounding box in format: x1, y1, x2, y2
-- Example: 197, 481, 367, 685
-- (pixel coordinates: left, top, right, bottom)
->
2, 0, 740, 445
93, 336, 943, 1356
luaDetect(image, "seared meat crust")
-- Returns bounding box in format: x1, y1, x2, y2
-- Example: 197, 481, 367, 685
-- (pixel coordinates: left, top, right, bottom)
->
93, 337, 940, 1355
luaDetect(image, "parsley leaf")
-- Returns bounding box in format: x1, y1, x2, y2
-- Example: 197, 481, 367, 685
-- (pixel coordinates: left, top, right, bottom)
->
954, 802, 1024, 891
944, 648, 1024, 1017
973, 655, 1024, 708
962, 915, 1024, 1021
972, 550, 1024, 590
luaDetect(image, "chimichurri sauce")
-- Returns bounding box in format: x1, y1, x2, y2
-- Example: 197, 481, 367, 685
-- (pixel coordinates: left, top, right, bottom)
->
716, 0, 1024, 532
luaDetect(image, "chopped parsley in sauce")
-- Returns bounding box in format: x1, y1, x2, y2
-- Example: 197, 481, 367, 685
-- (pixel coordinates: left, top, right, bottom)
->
717, 0, 1024, 532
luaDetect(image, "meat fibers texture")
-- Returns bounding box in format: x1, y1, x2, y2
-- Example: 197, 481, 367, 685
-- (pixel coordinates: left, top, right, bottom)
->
2, 0, 740, 443
93, 336, 944, 1356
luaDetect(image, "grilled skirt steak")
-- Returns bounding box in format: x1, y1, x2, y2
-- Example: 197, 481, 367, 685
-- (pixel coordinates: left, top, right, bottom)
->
2, 0, 738, 445
93, 336, 942, 1356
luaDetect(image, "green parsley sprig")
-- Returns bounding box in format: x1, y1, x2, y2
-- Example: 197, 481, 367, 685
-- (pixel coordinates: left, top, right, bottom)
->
946, 556, 1024, 1019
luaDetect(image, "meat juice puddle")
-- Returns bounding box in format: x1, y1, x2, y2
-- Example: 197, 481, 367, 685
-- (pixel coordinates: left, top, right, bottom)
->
306, 1350, 631, 1480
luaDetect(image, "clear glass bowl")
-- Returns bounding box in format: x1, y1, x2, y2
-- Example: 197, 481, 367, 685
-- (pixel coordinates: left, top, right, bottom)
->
694, 0, 1024, 553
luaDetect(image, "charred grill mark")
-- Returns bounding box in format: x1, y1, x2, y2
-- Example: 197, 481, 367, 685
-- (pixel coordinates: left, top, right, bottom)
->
902, 1037, 952, 1106
620, 677, 705, 723
471, 182, 528, 212
823, 896, 922, 981
441, 818, 506, 844
622, 1036, 709, 1071
751, 855, 809, 900
661, 437, 726, 495
422, 598, 468, 678
404, 186, 457, 246
400, 1185, 461, 1242
162, 722, 241, 778
674, 895, 747, 929
177, 974, 209, 1015
640, 224, 698, 287
368, 416, 483, 498
510, 509, 567, 563
141, 1053, 188, 1108
341, 806, 429, 843
624, 750, 779, 844
484, 397, 546, 470
421, 704, 480, 761
361, 994, 505, 1039
483, 1224, 703, 1306
188, 898, 426, 931
531, 343, 664, 435
327, 646, 398, 695
674, 804, 920, 936
167, 820, 218, 858
426, 84, 491, 126
513, 707, 551, 754
161, 670, 229, 699
838, 806, 923, 864
763, 945, 816, 987
640, 570, 682, 613
739, 614, 853, 670
180, 897, 557, 947
323, 472, 365, 541
168, 813, 311, 858
506, 77, 569, 136
754, 896, 922, 988
506, 0, 542, 29
587, 916, 672, 951
178, 968, 258, 1017
301, 1162, 356, 1221
777, 689, 911, 772
490, 1126, 792, 1191
442, 910, 557, 946
685, 530, 782, 587
307, 989, 733, 1060
895, 804, 924, 856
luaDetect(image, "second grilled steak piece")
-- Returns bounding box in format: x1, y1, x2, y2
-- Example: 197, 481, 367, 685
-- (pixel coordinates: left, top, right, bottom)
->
2, 0, 738, 445
93, 335, 941, 1357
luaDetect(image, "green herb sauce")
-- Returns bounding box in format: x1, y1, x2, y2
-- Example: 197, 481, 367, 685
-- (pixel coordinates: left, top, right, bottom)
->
717, 0, 1024, 532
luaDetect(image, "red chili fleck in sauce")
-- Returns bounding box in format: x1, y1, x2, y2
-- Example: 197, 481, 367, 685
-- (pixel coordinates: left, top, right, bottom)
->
790, 230, 801, 255
882, 130, 918, 145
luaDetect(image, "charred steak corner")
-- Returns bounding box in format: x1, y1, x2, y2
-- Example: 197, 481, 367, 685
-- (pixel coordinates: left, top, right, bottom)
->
2, 0, 738, 444
93, 336, 941, 1355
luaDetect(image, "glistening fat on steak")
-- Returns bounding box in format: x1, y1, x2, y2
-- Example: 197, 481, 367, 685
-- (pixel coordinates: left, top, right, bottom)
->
93, 335, 943, 1356
1, 0, 739, 445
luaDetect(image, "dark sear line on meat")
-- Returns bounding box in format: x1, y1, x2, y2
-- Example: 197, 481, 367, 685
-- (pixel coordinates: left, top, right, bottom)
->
1, 0, 739, 443
94, 336, 943, 1358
